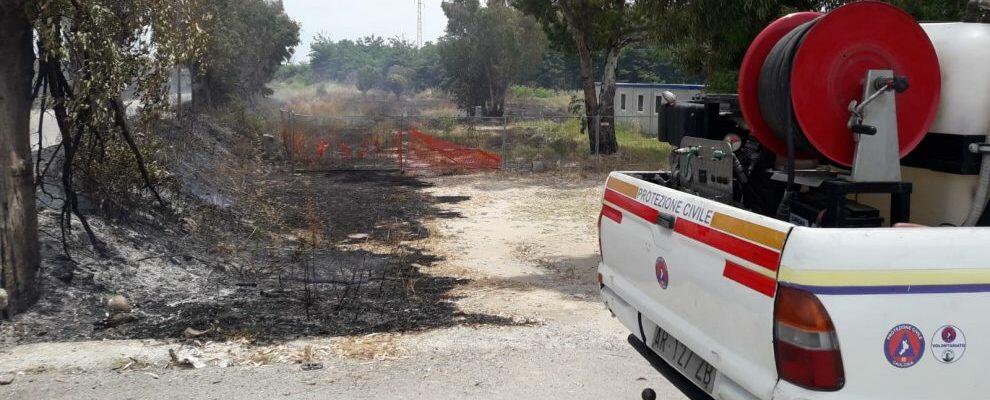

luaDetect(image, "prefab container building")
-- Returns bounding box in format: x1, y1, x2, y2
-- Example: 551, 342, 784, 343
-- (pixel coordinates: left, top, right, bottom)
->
595, 82, 705, 135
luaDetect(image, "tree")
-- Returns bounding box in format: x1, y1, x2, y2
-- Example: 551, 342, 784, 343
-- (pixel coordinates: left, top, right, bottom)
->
1, 0, 210, 315
356, 66, 381, 96
439, 0, 546, 117
513, 0, 649, 154
307, 35, 444, 93
385, 65, 414, 100
191, 0, 300, 108
1, 0, 40, 315
412, 43, 447, 91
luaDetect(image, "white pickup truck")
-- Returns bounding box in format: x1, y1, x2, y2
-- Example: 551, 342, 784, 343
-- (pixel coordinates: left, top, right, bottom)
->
598, 4, 990, 400
599, 171, 990, 399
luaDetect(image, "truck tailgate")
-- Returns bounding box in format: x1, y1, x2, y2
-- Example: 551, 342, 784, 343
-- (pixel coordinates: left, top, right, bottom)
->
599, 172, 793, 399
775, 227, 990, 400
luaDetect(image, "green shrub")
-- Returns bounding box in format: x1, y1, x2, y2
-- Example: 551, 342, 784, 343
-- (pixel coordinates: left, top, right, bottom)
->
508, 85, 553, 99
438, 114, 457, 135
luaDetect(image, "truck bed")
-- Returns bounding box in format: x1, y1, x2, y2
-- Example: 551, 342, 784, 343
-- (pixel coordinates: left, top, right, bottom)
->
599, 171, 990, 400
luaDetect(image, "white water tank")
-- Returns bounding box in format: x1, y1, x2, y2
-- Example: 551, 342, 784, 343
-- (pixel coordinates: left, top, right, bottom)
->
864, 23, 990, 226
923, 22, 990, 136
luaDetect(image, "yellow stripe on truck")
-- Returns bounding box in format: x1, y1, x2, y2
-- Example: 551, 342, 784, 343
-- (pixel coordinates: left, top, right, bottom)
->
606, 178, 640, 199
710, 212, 787, 250
779, 267, 990, 287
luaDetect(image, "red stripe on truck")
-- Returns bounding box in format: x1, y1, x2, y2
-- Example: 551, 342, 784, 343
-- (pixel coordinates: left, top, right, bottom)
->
674, 218, 781, 272
604, 189, 658, 223
601, 204, 623, 224
724, 260, 777, 297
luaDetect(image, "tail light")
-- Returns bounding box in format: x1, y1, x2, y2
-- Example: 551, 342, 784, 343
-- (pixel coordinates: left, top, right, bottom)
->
774, 285, 845, 391
597, 204, 621, 287
597, 207, 605, 260
598, 205, 622, 258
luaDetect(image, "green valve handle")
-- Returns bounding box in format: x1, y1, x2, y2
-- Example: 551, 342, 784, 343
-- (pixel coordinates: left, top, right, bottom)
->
712, 149, 727, 160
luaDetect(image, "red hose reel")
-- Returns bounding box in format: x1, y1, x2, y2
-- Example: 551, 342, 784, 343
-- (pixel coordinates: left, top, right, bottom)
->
738, 1, 942, 167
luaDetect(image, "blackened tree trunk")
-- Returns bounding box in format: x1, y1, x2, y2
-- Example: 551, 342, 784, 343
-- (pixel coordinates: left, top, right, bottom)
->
0, 0, 41, 315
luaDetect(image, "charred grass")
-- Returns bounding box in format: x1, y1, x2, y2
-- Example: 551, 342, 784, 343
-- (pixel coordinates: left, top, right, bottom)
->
2, 111, 524, 346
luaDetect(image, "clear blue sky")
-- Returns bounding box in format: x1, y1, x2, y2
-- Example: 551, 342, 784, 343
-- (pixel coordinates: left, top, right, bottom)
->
282, 0, 449, 63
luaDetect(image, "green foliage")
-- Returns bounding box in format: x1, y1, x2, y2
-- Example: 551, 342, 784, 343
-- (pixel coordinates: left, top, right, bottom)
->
512, 0, 653, 154
78, 133, 173, 206
31, 0, 209, 126
439, 0, 547, 117
438, 114, 458, 135
384, 65, 414, 99
509, 85, 554, 99
309, 36, 442, 91
512, 0, 647, 56
275, 63, 314, 84
213, 101, 279, 139
617, 47, 699, 84
29, 0, 210, 219
356, 66, 381, 95
518, 46, 697, 90
191, 0, 300, 107
510, 118, 670, 163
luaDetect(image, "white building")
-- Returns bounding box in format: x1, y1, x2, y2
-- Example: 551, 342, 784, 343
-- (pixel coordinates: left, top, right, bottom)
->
596, 82, 705, 135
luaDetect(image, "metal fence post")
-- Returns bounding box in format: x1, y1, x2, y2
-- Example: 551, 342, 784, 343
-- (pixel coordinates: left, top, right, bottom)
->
501, 116, 508, 170
400, 114, 406, 174
287, 111, 295, 168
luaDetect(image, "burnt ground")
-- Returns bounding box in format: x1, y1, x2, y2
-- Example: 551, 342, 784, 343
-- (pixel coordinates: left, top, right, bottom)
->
0, 114, 522, 346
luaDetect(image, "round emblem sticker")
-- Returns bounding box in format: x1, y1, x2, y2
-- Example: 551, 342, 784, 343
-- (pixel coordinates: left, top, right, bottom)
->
884, 324, 925, 368
932, 325, 966, 364
655, 257, 669, 290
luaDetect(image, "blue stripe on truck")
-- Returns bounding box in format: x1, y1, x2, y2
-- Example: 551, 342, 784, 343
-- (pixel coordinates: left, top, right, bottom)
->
782, 282, 990, 295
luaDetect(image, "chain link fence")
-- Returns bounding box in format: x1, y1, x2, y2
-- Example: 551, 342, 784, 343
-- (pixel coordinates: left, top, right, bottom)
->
279, 111, 672, 174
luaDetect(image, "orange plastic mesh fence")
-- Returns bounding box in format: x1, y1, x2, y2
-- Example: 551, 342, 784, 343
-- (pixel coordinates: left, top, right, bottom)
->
283, 126, 500, 172
405, 128, 501, 171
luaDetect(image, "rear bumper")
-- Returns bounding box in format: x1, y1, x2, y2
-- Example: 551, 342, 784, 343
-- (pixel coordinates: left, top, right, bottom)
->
771, 380, 867, 400
600, 279, 762, 400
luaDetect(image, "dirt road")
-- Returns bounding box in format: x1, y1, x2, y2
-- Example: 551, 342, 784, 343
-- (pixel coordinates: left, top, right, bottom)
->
1, 174, 696, 400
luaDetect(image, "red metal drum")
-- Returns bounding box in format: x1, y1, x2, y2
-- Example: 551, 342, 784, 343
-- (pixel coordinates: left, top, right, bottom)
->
739, 11, 822, 159
790, 1, 941, 166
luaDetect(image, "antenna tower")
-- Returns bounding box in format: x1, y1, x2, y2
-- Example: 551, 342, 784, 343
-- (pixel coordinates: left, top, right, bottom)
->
416, 0, 424, 47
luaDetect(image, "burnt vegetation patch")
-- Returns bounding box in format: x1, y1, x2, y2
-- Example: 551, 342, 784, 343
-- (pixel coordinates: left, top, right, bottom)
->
1, 115, 521, 345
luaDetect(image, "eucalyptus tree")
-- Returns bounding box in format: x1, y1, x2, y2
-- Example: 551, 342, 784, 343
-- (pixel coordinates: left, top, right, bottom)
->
513, 0, 649, 154
439, 0, 546, 117
1, 0, 209, 314
190, 0, 300, 108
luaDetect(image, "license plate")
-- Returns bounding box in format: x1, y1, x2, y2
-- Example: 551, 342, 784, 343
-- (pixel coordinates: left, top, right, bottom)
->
650, 326, 718, 394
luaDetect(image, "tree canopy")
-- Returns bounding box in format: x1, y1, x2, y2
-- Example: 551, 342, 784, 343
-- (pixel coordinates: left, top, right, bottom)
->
512, 0, 651, 153
438, 0, 547, 117
307, 35, 442, 94
190, 0, 300, 108
0, 0, 214, 313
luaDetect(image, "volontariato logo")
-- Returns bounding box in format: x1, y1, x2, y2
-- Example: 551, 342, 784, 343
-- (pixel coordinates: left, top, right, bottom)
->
884, 324, 925, 368
655, 257, 669, 290
932, 325, 967, 364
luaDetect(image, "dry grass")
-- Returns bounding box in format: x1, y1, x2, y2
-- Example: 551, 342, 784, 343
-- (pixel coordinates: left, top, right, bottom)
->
331, 333, 405, 361
110, 356, 154, 372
